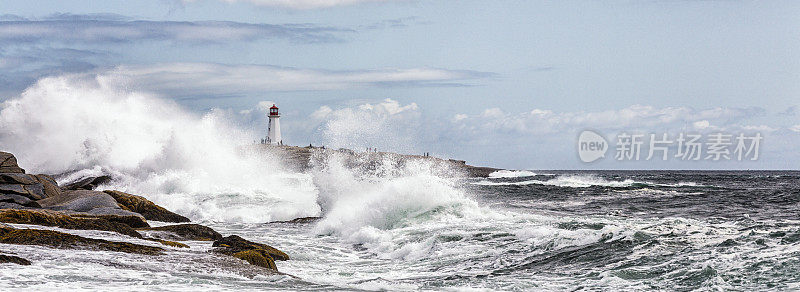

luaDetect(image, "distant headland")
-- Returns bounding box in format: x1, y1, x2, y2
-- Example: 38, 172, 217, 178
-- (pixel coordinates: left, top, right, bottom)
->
250, 144, 501, 178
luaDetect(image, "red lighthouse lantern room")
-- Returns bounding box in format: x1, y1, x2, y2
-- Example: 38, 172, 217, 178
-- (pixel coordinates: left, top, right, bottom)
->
269, 104, 279, 117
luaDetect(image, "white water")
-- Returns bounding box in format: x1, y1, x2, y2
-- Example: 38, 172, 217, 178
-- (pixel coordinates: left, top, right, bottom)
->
0, 75, 320, 223
0, 74, 608, 290
487, 170, 537, 178
0, 74, 556, 290
474, 174, 637, 188
2, 75, 780, 291
0, 74, 502, 247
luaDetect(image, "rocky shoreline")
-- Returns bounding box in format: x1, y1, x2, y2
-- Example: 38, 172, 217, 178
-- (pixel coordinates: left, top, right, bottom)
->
1, 146, 500, 274
254, 144, 501, 178
0, 151, 286, 272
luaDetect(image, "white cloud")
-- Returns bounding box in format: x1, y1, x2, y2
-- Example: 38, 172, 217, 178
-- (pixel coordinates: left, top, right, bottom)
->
101, 63, 488, 98
190, 0, 403, 9
0, 16, 348, 44
450, 104, 766, 137
790, 125, 800, 133
740, 125, 776, 132
693, 120, 710, 129
308, 98, 421, 151
311, 105, 334, 120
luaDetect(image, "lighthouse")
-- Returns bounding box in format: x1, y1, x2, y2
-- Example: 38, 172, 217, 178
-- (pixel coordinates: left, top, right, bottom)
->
266, 104, 282, 145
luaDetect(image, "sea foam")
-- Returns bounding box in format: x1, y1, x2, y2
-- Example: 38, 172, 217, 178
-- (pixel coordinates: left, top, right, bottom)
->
474, 174, 637, 188
488, 170, 537, 178
0, 75, 320, 223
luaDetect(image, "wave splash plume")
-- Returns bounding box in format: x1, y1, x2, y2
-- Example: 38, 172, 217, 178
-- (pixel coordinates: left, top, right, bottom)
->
2, 75, 797, 290
0, 75, 320, 223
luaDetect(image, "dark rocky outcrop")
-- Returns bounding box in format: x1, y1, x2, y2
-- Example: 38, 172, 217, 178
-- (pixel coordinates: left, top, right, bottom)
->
0, 209, 145, 238
254, 144, 501, 178
1, 174, 47, 202
213, 235, 289, 261
0, 202, 36, 210
0, 153, 61, 208
212, 235, 288, 270
37, 190, 145, 219
270, 216, 321, 224
0, 150, 297, 271
70, 213, 149, 229
0, 193, 40, 208
0, 173, 62, 199
0, 225, 164, 255
0, 152, 25, 174
231, 249, 277, 270
104, 190, 190, 223
33, 174, 61, 198
212, 235, 289, 271
0, 209, 191, 249
61, 175, 112, 191
146, 238, 190, 248
0, 253, 30, 265
463, 165, 501, 178
139, 224, 222, 241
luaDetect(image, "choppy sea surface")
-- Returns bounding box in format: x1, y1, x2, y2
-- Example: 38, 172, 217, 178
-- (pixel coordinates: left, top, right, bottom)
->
3, 169, 800, 291
1, 79, 799, 290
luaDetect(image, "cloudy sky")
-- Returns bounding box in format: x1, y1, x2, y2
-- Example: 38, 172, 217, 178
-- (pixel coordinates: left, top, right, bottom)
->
1, 0, 799, 169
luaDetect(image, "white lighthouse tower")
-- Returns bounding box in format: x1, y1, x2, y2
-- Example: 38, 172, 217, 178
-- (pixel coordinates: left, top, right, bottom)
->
266, 104, 282, 145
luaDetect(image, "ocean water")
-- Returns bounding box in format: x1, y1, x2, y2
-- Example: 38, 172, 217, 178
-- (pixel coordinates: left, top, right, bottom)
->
221, 170, 800, 291
3, 168, 800, 291
2, 77, 800, 290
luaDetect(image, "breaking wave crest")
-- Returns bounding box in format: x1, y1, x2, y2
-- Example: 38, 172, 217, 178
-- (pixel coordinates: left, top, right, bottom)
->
2, 75, 772, 291
488, 170, 537, 178
475, 174, 637, 188
308, 151, 487, 252
0, 74, 496, 230
0, 75, 320, 223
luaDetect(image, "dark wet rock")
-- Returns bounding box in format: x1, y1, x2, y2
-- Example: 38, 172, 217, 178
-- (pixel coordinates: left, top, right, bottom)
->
36, 190, 110, 210
212, 235, 288, 271
0, 173, 37, 185
0, 225, 163, 255
104, 190, 190, 223
464, 165, 502, 178
33, 174, 61, 198
0, 202, 33, 210
270, 216, 321, 224
0, 182, 46, 201
0, 184, 27, 195
139, 224, 222, 241
83, 207, 149, 221
0, 173, 59, 202
145, 238, 189, 248
232, 249, 277, 270
213, 235, 289, 261
0, 253, 30, 265
0, 209, 145, 238
0, 193, 41, 207
37, 190, 144, 219
0, 152, 25, 174
37, 190, 119, 212
62, 175, 112, 191
70, 213, 149, 229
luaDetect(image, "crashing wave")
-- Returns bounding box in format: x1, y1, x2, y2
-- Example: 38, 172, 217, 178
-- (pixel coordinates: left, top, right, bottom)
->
473, 174, 637, 188
488, 170, 537, 178
0, 75, 321, 223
